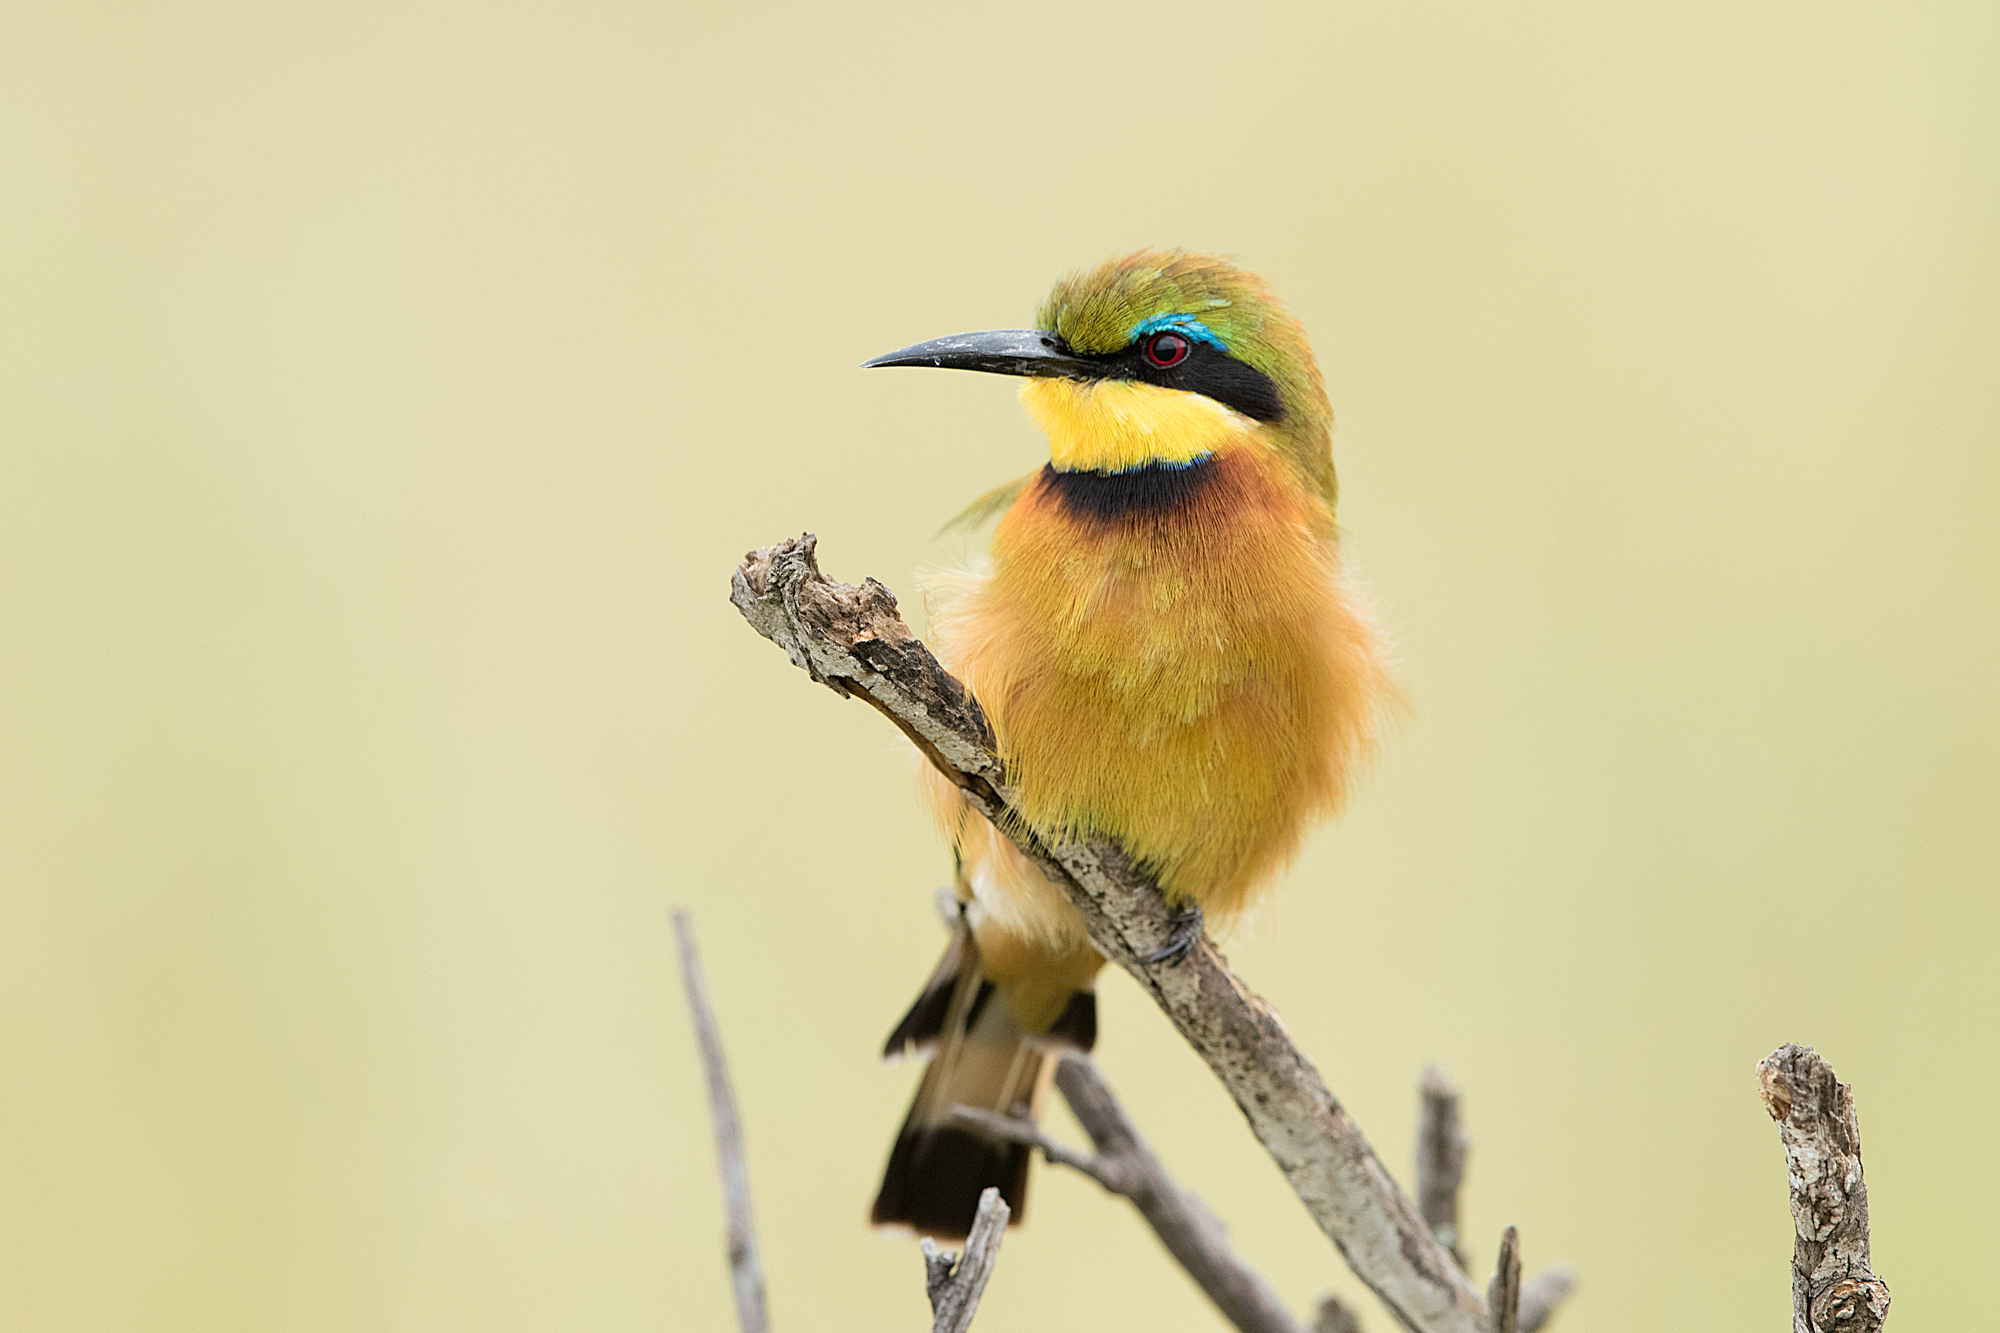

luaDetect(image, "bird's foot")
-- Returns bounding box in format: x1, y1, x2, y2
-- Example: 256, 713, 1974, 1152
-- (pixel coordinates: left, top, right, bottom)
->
1137, 905, 1204, 967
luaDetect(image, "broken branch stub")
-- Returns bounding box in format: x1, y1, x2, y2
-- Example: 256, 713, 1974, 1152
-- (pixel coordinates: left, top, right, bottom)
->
1758, 1044, 1890, 1333
1417, 1066, 1470, 1270
921, 1188, 1010, 1333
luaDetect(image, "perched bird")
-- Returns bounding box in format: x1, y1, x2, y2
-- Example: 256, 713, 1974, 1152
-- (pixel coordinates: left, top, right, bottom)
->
863, 250, 1396, 1240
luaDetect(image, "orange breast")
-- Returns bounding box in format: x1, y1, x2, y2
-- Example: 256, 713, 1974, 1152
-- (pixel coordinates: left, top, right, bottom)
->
930, 441, 1392, 932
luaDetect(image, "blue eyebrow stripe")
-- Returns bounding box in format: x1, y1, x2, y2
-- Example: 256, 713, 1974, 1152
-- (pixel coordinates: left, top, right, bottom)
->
1129, 313, 1228, 351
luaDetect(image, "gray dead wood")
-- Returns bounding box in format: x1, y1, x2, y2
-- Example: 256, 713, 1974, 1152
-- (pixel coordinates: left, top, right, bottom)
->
921, 1187, 1010, 1333
952, 1055, 1309, 1333
1486, 1227, 1520, 1333
730, 535, 1486, 1333
672, 911, 770, 1333
1413, 1068, 1574, 1333
1417, 1066, 1469, 1270
1758, 1044, 1891, 1333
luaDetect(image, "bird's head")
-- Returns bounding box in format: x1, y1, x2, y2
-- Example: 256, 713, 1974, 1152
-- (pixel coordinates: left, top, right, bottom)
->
866, 249, 1337, 509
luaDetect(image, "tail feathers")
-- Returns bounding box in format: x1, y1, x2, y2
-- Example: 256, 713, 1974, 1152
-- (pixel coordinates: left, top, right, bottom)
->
881, 911, 971, 1060
871, 1117, 1034, 1241
871, 933, 1097, 1240
1044, 988, 1097, 1053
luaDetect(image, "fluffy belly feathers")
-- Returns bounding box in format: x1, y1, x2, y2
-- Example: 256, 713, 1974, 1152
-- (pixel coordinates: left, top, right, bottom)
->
925, 442, 1392, 946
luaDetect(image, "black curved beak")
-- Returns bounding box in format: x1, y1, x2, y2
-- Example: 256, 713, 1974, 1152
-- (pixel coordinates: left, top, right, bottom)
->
862, 328, 1101, 380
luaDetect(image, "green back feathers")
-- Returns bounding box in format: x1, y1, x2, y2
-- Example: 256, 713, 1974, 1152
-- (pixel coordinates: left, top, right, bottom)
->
1036, 249, 1338, 510
939, 473, 1033, 535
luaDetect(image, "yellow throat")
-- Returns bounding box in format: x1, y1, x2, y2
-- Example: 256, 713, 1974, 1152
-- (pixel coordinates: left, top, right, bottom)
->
1019, 377, 1256, 473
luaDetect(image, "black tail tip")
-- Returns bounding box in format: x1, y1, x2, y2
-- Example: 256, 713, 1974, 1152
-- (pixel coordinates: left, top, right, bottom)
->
870, 1125, 1030, 1241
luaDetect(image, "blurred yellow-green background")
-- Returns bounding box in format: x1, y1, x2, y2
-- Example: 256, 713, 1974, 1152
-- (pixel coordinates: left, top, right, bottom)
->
3, 3, 1995, 1329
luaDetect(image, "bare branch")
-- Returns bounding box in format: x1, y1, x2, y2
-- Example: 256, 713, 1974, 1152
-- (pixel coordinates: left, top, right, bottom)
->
1418, 1068, 1574, 1332
952, 1055, 1309, 1333
731, 536, 1485, 1333
1758, 1044, 1890, 1333
1314, 1296, 1364, 1333
1054, 1058, 1311, 1333
671, 911, 770, 1333
920, 1187, 1010, 1333
1516, 1264, 1577, 1333
1486, 1227, 1520, 1333
1417, 1066, 1469, 1270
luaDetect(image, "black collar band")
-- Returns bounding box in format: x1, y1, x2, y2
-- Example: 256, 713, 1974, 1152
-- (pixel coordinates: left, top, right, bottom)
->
1041, 458, 1219, 521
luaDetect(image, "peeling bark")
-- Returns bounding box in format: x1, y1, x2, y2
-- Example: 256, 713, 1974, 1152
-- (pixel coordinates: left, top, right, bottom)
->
1758, 1045, 1890, 1333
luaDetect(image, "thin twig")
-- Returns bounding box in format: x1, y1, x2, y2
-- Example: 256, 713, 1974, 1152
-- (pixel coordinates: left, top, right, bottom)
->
1417, 1066, 1469, 1270
1516, 1265, 1577, 1333
920, 1187, 1010, 1333
1758, 1044, 1890, 1333
1414, 1066, 1574, 1331
1314, 1296, 1364, 1333
731, 535, 1485, 1333
946, 1106, 1126, 1192
953, 1054, 1309, 1333
672, 911, 770, 1333
1486, 1227, 1520, 1333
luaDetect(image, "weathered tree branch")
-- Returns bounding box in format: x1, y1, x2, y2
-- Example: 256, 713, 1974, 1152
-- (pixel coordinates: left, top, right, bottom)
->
1758, 1044, 1890, 1333
921, 1187, 1010, 1333
672, 911, 771, 1333
731, 534, 1486, 1333
1417, 1066, 1469, 1270
952, 1055, 1309, 1333
1055, 1058, 1311, 1333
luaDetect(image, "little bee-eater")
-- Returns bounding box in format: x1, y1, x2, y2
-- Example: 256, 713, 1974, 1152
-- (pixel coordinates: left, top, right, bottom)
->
863, 250, 1395, 1239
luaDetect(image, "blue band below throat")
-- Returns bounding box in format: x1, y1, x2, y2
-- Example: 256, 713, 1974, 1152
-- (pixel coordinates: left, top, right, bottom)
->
1054, 450, 1214, 477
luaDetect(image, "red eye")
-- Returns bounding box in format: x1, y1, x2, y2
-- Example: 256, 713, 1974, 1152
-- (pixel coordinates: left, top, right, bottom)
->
1144, 331, 1191, 368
